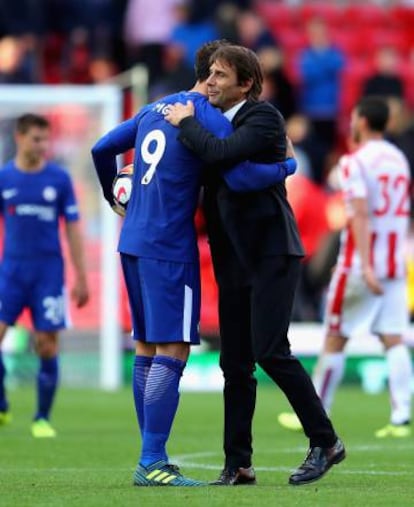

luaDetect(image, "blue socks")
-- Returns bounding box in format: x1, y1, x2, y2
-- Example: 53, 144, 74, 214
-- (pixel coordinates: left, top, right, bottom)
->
133, 355, 153, 436
0, 351, 8, 412
35, 356, 59, 421
140, 355, 186, 467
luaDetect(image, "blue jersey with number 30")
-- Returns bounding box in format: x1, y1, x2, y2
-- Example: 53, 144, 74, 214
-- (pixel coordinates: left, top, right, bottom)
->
119, 92, 233, 262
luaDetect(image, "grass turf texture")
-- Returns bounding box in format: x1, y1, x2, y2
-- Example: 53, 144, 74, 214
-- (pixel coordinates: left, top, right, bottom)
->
0, 385, 412, 507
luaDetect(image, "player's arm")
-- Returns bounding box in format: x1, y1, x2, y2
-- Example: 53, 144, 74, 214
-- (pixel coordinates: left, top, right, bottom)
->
65, 220, 89, 308
165, 101, 286, 165
91, 117, 139, 205
60, 173, 89, 307
348, 197, 382, 295
223, 138, 297, 192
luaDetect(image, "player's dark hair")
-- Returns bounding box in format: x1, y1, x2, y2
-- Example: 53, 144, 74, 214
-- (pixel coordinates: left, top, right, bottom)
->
355, 97, 389, 132
15, 113, 50, 134
194, 39, 231, 82
209, 45, 263, 100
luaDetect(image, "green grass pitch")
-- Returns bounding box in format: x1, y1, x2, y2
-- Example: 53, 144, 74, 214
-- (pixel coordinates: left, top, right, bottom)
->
0, 384, 412, 507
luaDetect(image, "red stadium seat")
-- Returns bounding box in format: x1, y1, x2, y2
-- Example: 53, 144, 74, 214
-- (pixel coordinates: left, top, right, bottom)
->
342, 4, 388, 30
368, 29, 411, 57
332, 30, 368, 58
299, 3, 343, 28
340, 58, 374, 113
256, 1, 300, 31
276, 27, 307, 55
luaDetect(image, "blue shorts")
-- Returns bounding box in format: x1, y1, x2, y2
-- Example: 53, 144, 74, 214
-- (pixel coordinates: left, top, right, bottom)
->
120, 254, 201, 345
0, 257, 69, 331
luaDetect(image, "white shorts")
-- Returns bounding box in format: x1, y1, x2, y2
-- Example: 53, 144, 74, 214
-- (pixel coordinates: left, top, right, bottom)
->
324, 270, 409, 338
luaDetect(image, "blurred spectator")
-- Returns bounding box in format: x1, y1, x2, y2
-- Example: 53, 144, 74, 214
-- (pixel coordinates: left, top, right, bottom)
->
259, 46, 296, 120
214, 2, 241, 42
89, 56, 119, 83
235, 9, 277, 51
362, 46, 404, 99
286, 114, 327, 183
63, 28, 92, 84
123, 0, 181, 85
297, 17, 345, 180
149, 43, 194, 100
0, 35, 39, 83
45, 0, 124, 59
169, 1, 219, 70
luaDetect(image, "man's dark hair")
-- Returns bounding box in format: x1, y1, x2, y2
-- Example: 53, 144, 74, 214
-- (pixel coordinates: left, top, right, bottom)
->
355, 97, 389, 132
210, 45, 263, 100
16, 113, 50, 134
194, 39, 231, 82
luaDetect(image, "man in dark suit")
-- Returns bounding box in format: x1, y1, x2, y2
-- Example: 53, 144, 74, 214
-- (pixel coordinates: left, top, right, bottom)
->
165, 44, 345, 486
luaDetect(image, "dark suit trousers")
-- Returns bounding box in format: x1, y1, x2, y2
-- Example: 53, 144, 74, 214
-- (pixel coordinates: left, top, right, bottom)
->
219, 255, 336, 469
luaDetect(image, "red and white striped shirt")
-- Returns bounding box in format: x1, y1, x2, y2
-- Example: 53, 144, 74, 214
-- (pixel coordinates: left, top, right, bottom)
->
337, 139, 410, 279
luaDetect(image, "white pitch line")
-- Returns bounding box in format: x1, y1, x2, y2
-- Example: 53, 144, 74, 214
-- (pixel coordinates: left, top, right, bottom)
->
172, 445, 414, 477
173, 442, 414, 462
173, 462, 411, 476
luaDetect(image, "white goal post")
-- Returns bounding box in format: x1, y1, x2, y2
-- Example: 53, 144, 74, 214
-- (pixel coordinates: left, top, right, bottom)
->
0, 84, 124, 390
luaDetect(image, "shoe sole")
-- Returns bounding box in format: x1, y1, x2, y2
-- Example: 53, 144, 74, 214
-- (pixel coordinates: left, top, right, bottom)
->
289, 449, 346, 486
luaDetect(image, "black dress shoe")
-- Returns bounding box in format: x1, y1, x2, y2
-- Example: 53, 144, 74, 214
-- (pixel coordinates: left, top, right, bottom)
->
289, 438, 346, 486
211, 466, 257, 485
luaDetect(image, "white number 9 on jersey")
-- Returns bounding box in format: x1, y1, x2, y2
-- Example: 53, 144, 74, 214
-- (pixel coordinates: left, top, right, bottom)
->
141, 129, 166, 185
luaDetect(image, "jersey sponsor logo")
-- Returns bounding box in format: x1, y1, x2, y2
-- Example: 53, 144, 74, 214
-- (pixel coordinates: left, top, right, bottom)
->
2, 188, 18, 199
43, 186, 57, 201
14, 204, 56, 221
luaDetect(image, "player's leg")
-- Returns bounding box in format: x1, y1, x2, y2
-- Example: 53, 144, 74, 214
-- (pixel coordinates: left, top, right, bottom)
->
374, 279, 411, 437
30, 257, 66, 437
139, 341, 189, 467
129, 257, 205, 486
312, 334, 347, 415
0, 260, 27, 423
0, 321, 11, 424
376, 335, 412, 437
120, 253, 154, 436
133, 341, 155, 436
32, 330, 59, 437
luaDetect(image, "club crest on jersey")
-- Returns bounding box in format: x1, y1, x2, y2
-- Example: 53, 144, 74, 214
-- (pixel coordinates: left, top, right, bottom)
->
43, 186, 57, 201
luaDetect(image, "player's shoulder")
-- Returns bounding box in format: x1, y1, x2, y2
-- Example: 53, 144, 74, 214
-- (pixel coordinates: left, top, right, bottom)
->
0, 159, 15, 173
243, 100, 280, 114
238, 100, 284, 124
0, 160, 16, 181
43, 161, 72, 182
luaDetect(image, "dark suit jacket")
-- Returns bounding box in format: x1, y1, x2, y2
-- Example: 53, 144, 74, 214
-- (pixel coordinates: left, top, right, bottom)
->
178, 100, 304, 287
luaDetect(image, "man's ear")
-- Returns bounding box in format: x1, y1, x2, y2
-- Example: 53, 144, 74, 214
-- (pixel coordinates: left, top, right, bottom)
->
241, 78, 254, 95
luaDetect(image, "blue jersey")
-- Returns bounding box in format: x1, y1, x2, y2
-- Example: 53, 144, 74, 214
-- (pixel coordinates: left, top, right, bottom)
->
94, 91, 234, 263
122, 91, 234, 262
0, 161, 79, 259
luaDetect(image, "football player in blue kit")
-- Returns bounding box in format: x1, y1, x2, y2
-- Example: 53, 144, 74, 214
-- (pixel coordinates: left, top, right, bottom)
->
91, 40, 296, 487
0, 114, 89, 437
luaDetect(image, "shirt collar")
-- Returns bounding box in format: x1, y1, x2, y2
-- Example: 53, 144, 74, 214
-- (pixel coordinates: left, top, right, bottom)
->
223, 100, 247, 122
